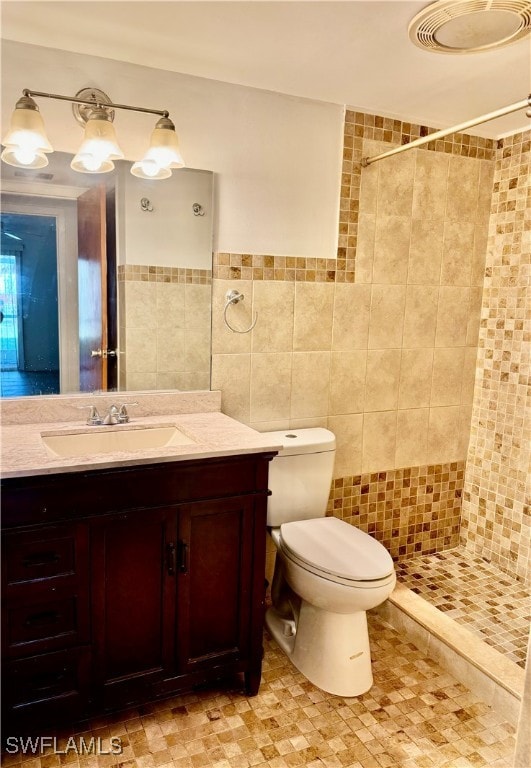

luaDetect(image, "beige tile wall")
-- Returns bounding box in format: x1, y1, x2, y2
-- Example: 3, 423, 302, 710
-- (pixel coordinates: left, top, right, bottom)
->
212, 144, 493, 480
461, 130, 531, 584
118, 267, 211, 392
211, 111, 495, 570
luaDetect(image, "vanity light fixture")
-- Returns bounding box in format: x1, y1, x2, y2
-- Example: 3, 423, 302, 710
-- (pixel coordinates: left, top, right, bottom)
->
1, 87, 185, 179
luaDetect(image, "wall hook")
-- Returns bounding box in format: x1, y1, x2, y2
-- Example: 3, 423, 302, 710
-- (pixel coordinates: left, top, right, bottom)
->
192, 202, 205, 216
140, 197, 153, 212
223, 289, 258, 334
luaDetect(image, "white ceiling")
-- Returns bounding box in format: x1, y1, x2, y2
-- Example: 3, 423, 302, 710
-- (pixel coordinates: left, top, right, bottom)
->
1, 0, 530, 138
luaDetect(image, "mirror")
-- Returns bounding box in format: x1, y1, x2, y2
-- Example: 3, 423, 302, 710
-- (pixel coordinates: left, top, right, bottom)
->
0, 151, 213, 398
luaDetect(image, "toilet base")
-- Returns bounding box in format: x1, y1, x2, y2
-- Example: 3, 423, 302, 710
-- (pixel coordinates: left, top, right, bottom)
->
265, 600, 373, 697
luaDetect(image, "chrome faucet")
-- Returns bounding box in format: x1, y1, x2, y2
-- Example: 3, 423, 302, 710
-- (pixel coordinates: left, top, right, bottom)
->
103, 405, 121, 425
78, 404, 103, 426
78, 402, 138, 426
103, 402, 138, 425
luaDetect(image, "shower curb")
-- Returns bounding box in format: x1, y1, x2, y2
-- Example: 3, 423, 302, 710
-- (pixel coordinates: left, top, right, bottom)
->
374, 582, 525, 726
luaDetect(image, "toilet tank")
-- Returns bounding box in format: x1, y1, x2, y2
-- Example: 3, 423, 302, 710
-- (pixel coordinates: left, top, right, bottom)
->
265, 428, 336, 527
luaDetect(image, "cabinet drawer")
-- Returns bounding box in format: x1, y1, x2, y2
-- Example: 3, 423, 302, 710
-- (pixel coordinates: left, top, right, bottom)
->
7, 596, 79, 646
3, 581, 90, 658
5, 532, 77, 584
3, 646, 91, 724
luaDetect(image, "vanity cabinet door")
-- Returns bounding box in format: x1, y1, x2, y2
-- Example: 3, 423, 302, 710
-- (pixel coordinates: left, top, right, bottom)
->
90, 507, 177, 710
175, 495, 266, 692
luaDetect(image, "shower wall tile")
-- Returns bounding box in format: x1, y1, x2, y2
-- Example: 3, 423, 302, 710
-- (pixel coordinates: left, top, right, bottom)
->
329, 350, 367, 415
375, 148, 416, 217
250, 352, 292, 422
408, 218, 444, 284
431, 346, 465, 406
209, 107, 494, 558
364, 349, 401, 411
293, 282, 334, 351
290, 351, 331, 418
427, 405, 461, 464
362, 410, 397, 473
331, 283, 371, 350
354, 212, 376, 282
367, 284, 406, 348
328, 461, 464, 559
372, 214, 411, 283
461, 129, 531, 584
440, 220, 475, 285
326, 413, 363, 478
251, 281, 294, 352
402, 285, 439, 347
398, 348, 434, 409
412, 151, 450, 220
434, 286, 470, 346
446, 156, 481, 221
395, 407, 429, 468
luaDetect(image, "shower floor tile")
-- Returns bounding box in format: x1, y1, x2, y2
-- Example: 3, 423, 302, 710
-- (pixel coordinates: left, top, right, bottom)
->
396, 546, 530, 669
5, 616, 516, 768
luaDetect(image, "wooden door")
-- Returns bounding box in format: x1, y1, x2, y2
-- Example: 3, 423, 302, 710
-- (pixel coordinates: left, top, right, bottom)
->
176, 497, 255, 674
90, 507, 177, 710
77, 185, 107, 392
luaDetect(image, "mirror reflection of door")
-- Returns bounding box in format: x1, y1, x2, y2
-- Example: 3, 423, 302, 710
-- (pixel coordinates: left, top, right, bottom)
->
0, 193, 117, 398
0, 211, 60, 397
77, 185, 117, 393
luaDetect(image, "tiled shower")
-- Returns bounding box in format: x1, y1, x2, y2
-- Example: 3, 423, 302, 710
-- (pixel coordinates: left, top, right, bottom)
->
115, 105, 529, 674
209, 111, 530, 672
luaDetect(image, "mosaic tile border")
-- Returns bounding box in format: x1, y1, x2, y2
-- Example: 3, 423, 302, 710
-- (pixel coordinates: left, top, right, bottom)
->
338, 110, 496, 266
212, 252, 354, 282
347, 110, 497, 160
327, 461, 464, 560
461, 128, 530, 585
117, 264, 212, 284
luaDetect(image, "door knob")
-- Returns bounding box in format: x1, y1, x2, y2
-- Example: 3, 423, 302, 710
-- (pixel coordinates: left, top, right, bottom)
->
91, 349, 118, 358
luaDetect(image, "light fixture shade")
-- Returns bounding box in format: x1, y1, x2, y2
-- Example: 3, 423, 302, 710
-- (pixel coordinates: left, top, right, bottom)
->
1, 95, 53, 168
70, 107, 124, 174
144, 116, 184, 169
70, 153, 115, 174
131, 158, 172, 180
1, 146, 49, 169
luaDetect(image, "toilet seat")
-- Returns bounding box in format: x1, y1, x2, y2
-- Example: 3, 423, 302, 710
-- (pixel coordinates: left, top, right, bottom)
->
278, 517, 395, 588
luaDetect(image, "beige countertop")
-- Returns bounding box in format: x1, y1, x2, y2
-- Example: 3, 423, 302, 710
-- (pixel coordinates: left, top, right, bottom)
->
1, 411, 282, 479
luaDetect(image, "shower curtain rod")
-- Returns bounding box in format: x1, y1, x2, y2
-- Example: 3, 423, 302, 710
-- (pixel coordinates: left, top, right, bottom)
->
360, 95, 531, 167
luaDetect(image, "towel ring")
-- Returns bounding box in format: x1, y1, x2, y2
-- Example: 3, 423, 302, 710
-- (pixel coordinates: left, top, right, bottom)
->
223, 289, 258, 334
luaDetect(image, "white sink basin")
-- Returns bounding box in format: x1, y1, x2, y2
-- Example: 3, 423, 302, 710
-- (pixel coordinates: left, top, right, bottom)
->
42, 425, 195, 458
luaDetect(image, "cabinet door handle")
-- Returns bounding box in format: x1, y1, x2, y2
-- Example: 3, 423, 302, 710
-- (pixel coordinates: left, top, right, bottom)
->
166, 543, 176, 576
178, 541, 188, 574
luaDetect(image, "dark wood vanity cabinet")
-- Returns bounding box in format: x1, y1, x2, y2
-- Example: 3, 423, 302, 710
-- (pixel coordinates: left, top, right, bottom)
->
1, 452, 274, 729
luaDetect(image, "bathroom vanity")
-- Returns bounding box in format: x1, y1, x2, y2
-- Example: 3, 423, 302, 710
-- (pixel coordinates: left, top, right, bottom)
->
0, 397, 279, 730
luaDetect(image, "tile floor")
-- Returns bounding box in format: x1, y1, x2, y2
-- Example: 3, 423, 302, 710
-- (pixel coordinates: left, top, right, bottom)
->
395, 546, 530, 669
3, 616, 516, 768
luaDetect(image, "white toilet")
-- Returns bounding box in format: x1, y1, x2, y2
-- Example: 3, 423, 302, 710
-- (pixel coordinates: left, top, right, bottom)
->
265, 428, 396, 697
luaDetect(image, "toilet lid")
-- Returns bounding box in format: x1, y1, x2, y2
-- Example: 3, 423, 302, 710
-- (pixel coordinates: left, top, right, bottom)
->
280, 517, 394, 582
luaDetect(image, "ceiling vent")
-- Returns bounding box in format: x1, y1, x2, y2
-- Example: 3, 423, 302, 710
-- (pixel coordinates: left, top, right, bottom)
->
409, 0, 531, 53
